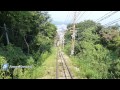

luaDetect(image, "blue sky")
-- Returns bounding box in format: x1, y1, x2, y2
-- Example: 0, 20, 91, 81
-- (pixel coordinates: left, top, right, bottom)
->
48, 11, 120, 33
48, 11, 120, 26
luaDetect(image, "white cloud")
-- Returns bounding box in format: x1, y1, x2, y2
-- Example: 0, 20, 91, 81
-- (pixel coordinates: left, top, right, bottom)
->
56, 24, 67, 32
56, 24, 67, 40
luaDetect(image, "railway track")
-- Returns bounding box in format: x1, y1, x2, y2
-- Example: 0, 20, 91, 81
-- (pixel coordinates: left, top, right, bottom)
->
56, 48, 73, 79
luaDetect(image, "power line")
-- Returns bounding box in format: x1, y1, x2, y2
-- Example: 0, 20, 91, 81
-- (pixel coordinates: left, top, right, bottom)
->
75, 11, 82, 21
70, 11, 82, 24
65, 11, 74, 25
104, 18, 120, 26
95, 11, 112, 22
76, 11, 86, 23
71, 11, 77, 24
96, 11, 118, 22
64, 11, 70, 24
80, 11, 90, 21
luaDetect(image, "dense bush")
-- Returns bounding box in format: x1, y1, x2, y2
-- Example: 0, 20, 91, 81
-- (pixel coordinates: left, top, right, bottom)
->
65, 20, 120, 79
0, 11, 57, 79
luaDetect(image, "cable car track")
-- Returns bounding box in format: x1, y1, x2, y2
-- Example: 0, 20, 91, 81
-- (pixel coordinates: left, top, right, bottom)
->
56, 48, 73, 79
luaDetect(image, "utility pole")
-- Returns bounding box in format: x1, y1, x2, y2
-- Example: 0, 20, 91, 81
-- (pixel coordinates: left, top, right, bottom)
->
4, 23, 9, 45
62, 31, 65, 50
62, 37, 64, 50
71, 11, 77, 55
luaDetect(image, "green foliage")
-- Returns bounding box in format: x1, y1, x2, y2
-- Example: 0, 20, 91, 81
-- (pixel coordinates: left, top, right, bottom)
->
65, 20, 120, 79
64, 42, 71, 55
80, 27, 100, 43
75, 43, 109, 79
0, 44, 27, 66
27, 56, 34, 65
0, 56, 6, 66
34, 32, 52, 53
40, 51, 50, 62
99, 28, 120, 51
0, 11, 57, 54
13, 51, 51, 79
0, 56, 7, 78
76, 20, 97, 31
0, 11, 57, 79
108, 59, 120, 79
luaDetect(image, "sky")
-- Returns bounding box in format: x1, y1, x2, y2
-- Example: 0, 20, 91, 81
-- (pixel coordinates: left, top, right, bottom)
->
48, 11, 120, 26
48, 11, 120, 36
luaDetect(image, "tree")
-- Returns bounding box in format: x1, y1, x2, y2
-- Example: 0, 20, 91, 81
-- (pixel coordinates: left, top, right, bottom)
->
0, 11, 57, 78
